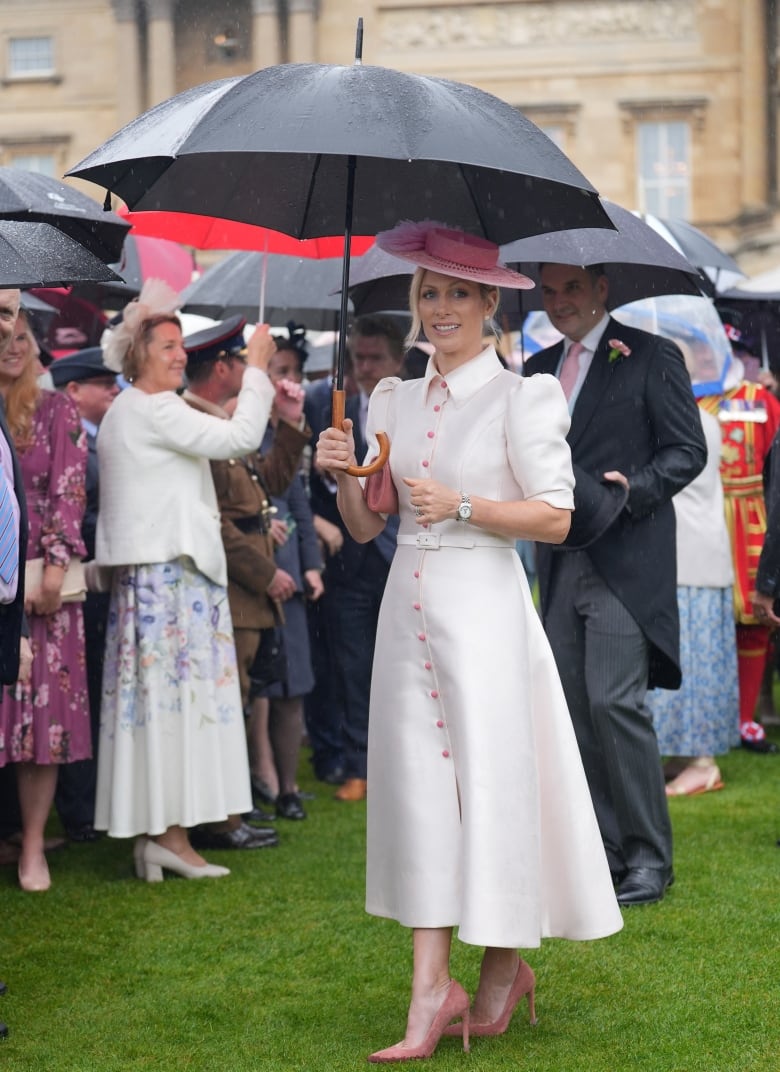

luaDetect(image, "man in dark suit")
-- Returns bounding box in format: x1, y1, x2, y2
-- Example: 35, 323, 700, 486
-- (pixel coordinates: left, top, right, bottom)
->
307, 315, 403, 801
48, 348, 119, 841
524, 263, 707, 906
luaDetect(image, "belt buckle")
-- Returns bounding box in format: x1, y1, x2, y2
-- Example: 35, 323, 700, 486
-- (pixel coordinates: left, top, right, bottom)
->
416, 533, 441, 549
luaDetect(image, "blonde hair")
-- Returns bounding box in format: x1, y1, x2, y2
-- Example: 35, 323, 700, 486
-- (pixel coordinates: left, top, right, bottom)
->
4, 310, 41, 450
406, 268, 500, 350
122, 314, 182, 381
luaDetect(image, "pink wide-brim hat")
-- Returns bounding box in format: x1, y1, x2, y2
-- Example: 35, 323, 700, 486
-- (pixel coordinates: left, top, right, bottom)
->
375, 220, 534, 290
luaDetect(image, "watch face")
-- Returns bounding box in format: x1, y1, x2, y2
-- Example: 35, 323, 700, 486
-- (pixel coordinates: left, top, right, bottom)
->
458, 501, 472, 520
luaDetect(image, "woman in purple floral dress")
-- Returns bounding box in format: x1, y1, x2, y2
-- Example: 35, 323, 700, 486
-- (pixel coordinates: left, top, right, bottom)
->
0, 309, 88, 892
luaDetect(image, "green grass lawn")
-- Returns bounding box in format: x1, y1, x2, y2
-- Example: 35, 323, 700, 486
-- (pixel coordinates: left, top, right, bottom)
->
2, 738, 778, 1072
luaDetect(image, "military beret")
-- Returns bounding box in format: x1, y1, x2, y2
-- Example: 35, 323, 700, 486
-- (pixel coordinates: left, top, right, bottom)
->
184, 314, 248, 367
49, 347, 117, 387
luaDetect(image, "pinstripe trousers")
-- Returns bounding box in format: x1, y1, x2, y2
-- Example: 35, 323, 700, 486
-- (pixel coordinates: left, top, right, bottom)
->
544, 550, 673, 873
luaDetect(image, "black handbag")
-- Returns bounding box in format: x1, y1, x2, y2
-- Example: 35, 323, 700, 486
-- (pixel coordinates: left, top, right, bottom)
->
248, 626, 287, 694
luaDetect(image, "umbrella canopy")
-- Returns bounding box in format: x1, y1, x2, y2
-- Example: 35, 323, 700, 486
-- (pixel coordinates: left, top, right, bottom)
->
501, 200, 705, 309
118, 207, 374, 256
26, 288, 108, 355
72, 231, 197, 308
68, 38, 612, 475
636, 214, 745, 294
180, 251, 346, 330
68, 62, 609, 243
0, 166, 129, 263
0, 220, 122, 289
346, 200, 704, 320
715, 287, 780, 371
614, 294, 733, 396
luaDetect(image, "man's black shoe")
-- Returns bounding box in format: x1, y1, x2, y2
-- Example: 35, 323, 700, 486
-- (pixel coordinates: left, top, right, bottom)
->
190, 822, 279, 850
616, 867, 674, 907
66, 824, 103, 843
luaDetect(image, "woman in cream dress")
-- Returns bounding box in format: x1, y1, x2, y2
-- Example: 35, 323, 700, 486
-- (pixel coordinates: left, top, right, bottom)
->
317, 222, 622, 1064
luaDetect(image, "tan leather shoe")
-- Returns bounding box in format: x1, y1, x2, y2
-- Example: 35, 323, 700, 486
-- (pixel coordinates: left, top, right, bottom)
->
333, 778, 367, 802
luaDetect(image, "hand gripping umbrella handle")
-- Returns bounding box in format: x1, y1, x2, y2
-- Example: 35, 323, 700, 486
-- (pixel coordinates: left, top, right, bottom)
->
331, 389, 390, 477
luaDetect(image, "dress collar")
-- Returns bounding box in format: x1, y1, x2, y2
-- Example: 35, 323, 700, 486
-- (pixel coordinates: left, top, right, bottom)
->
422, 345, 504, 406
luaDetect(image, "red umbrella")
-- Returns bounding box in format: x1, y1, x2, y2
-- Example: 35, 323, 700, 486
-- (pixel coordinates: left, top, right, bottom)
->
118, 206, 373, 258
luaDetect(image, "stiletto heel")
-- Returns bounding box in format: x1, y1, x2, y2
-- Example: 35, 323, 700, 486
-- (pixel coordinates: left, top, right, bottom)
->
367, 979, 470, 1063
444, 958, 537, 1038
137, 839, 230, 881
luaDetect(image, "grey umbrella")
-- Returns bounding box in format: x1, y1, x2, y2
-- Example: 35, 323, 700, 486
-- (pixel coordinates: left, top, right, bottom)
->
501, 200, 706, 311
346, 201, 704, 326
180, 251, 348, 331
0, 220, 122, 288
68, 24, 612, 474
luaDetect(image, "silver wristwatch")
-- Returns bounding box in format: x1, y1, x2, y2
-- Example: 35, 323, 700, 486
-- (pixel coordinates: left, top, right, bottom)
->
456, 494, 472, 522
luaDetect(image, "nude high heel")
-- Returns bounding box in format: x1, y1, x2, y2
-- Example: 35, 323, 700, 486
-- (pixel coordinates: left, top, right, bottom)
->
137, 839, 230, 882
133, 837, 148, 879
367, 979, 470, 1063
444, 958, 537, 1037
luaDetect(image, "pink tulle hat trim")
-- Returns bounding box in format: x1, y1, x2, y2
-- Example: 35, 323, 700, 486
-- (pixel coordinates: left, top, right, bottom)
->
375, 220, 534, 290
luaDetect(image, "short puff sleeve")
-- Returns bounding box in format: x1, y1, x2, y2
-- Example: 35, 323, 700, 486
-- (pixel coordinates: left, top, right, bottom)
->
506, 373, 574, 509
362, 376, 402, 467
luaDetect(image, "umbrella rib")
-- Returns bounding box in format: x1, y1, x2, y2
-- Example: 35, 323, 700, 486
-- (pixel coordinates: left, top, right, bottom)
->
457, 164, 491, 238
299, 155, 323, 241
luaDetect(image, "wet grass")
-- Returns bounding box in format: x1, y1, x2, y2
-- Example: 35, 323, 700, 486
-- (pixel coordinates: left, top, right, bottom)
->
2, 738, 779, 1071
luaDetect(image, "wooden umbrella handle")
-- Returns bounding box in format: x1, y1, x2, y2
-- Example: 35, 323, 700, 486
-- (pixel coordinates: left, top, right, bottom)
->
331, 388, 391, 477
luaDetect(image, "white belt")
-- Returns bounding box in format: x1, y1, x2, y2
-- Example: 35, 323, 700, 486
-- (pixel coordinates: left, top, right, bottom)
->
396, 532, 515, 550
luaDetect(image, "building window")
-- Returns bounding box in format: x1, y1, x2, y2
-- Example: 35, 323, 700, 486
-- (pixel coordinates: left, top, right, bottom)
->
637, 121, 690, 218
6, 153, 57, 177
8, 35, 55, 78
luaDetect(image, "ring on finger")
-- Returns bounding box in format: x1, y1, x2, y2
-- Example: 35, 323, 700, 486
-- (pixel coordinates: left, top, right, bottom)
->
414, 506, 422, 518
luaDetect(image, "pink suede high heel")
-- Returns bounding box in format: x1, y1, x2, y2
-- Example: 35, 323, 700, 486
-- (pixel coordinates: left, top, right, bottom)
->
444, 959, 537, 1037
367, 979, 470, 1063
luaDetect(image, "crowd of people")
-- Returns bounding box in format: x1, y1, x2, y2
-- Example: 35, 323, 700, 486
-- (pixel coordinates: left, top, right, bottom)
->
0, 220, 778, 1055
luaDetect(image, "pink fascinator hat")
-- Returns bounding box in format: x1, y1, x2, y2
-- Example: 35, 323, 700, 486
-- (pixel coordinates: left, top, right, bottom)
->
375, 220, 534, 290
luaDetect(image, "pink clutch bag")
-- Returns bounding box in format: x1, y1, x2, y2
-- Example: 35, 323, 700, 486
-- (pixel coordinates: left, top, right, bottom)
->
363, 464, 399, 515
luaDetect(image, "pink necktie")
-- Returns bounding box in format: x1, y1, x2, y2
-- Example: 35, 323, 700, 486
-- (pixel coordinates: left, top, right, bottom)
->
559, 341, 585, 401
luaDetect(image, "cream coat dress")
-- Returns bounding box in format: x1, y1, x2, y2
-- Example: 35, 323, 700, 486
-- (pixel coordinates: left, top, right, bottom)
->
364, 349, 623, 948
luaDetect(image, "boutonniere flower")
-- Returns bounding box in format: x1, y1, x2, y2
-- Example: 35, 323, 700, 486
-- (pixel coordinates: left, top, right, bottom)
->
608, 339, 632, 364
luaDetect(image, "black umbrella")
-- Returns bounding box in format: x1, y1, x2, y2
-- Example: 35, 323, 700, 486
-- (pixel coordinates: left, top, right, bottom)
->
68, 24, 611, 474
636, 214, 745, 294
0, 220, 122, 288
715, 286, 780, 371
0, 166, 129, 263
180, 251, 347, 330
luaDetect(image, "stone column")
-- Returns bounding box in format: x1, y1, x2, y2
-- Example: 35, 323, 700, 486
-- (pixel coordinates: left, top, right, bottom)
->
144, 0, 176, 105
111, 0, 143, 123
741, 0, 768, 207
252, 0, 281, 71
288, 0, 316, 64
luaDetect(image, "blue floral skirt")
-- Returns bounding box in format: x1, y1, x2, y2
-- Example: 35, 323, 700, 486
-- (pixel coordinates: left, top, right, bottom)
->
95, 558, 252, 838
646, 585, 740, 757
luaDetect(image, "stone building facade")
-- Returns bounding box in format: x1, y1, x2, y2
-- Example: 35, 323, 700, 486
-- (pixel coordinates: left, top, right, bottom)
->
0, 0, 778, 274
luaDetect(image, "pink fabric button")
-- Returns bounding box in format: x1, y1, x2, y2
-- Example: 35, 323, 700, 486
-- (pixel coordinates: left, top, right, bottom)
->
422, 460, 430, 468
430, 690, 439, 699
433, 404, 441, 412
422, 523, 429, 529
418, 633, 426, 641
414, 570, 420, 578
442, 750, 450, 758
436, 720, 444, 728
427, 431, 434, 439
440, 380, 448, 388
424, 661, 432, 670
413, 602, 421, 611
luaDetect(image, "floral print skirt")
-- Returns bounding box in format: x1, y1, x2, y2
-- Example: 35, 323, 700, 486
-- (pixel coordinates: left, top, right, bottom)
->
94, 558, 252, 838
646, 585, 741, 757
0, 603, 91, 766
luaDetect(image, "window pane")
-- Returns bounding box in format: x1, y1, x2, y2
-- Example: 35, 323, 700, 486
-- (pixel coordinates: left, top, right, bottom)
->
9, 154, 56, 177
9, 37, 54, 75
637, 121, 690, 218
